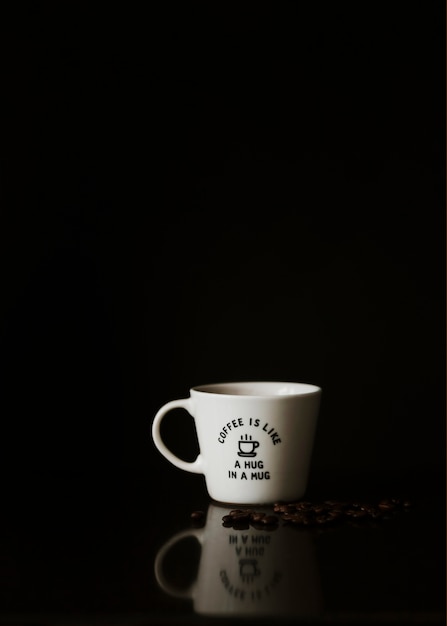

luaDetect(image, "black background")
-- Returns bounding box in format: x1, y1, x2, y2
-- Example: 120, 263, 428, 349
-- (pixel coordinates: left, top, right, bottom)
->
0, 2, 445, 497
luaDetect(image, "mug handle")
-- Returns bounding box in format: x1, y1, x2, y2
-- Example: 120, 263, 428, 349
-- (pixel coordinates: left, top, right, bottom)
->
152, 398, 204, 474
154, 527, 204, 599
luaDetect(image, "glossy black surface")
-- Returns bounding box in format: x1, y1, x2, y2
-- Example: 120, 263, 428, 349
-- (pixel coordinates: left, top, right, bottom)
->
1, 465, 444, 625
1, 3, 444, 625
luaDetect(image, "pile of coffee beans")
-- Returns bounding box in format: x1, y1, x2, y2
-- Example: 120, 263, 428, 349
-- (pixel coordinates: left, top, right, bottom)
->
216, 497, 412, 530
222, 509, 279, 530
272, 497, 411, 527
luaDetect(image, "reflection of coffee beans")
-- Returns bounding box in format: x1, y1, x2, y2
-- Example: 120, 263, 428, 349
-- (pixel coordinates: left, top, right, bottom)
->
216, 497, 412, 530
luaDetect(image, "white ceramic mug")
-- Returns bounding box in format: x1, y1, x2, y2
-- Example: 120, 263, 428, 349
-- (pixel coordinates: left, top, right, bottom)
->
152, 381, 322, 504
154, 503, 322, 618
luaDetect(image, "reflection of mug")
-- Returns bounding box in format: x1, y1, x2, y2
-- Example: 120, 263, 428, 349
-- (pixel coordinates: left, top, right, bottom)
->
152, 381, 322, 504
155, 504, 322, 618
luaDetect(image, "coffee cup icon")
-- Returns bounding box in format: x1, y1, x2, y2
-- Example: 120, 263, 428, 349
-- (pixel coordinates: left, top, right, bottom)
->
238, 435, 259, 457
239, 558, 261, 582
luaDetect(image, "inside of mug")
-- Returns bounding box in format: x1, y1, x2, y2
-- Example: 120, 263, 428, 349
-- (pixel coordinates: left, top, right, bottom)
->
192, 382, 320, 397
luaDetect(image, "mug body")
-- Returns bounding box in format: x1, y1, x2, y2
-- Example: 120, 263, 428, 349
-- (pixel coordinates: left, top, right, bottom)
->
190, 382, 321, 504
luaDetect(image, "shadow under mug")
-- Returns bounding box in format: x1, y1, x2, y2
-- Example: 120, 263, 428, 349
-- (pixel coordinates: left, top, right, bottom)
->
152, 381, 322, 504
154, 503, 322, 618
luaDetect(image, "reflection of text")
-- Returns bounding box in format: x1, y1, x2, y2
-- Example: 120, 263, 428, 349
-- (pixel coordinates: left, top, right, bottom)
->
230, 534, 271, 545
219, 569, 282, 601
221, 534, 282, 599
219, 570, 246, 599
230, 533, 271, 557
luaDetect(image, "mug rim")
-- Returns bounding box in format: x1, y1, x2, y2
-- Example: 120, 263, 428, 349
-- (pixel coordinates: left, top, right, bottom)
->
190, 381, 322, 398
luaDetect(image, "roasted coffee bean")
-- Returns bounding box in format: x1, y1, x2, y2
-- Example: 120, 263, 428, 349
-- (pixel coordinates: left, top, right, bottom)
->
231, 512, 251, 522
360, 504, 382, 518
282, 512, 309, 525
316, 514, 335, 525
190, 510, 205, 521
281, 512, 299, 520
323, 500, 349, 509
347, 509, 368, 519
312, 505, 326, 514
273, 503, 294, 513
294, 501, 314, 511
378, 499, 395, 511
230, 508, 250, 516
262, 524, 279, 531
261, 515, 279, 525
191, 510, 206, 527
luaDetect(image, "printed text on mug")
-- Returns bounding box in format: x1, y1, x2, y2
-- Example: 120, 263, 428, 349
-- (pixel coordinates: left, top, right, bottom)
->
217, 418, 282, 446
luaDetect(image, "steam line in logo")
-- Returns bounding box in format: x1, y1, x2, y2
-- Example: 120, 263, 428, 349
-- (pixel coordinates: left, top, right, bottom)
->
238, 434, 260, 457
